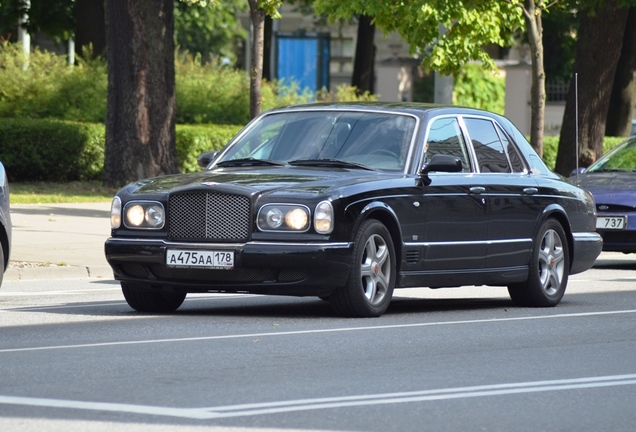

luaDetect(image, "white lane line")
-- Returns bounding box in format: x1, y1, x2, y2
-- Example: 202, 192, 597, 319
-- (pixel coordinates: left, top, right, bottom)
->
1, 309, 635, 354
1, 374, 635, 419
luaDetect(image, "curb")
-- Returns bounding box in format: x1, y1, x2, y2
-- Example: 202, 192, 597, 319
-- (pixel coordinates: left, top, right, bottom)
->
4, 265, 114, 282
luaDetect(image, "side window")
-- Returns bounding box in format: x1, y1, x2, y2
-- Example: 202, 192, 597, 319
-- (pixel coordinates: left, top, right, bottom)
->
495, 124, 526, 173
426, 117, 471, 172
464, 118, 511, 173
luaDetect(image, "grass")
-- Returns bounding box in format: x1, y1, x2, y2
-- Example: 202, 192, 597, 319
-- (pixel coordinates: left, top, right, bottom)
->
10, 181, 119, 204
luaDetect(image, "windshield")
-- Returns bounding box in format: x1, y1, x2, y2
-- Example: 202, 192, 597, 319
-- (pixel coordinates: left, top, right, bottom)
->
215, 110, 417, 172
587, 138, 636, 173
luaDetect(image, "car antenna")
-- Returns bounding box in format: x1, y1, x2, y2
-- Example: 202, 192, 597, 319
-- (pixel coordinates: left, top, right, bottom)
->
575, 72, 579, 185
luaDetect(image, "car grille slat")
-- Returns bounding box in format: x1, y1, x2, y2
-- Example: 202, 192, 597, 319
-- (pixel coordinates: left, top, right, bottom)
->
168, 192, 251, 241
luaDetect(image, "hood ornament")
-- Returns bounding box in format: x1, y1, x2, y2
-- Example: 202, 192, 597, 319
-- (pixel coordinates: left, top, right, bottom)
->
201, 181, 218, 187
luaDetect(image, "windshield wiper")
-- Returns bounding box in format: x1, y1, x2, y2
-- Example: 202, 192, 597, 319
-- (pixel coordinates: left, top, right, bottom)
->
216, 158, 286, 167
288, 159, 376, 171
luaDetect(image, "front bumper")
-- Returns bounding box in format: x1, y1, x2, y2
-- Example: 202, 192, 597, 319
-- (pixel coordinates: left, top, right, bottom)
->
570, 232, 603, 275
105, 238, 353, 297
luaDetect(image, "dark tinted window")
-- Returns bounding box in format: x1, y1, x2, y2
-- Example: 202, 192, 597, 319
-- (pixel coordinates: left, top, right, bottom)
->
426, 117, 471, 172
464, 118, 511, 173
495, 124, 526, 173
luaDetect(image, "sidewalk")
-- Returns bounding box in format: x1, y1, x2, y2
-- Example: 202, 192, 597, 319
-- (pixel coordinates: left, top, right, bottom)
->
5, 202, 114, 281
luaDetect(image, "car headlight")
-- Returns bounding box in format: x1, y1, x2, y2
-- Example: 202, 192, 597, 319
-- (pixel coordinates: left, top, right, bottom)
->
110, 196, 122, 229
314, 201, 334, 234
257, 204, 310, 232
123, 201, 165, 229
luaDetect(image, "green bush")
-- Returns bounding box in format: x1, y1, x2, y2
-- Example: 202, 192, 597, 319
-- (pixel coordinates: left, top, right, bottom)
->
539, 136, 626, 171
453, 64, 505, 114
176, 123, 242, 172
0, 119, 104, 181
0, 118, 242, 181
0, 43, 107, 122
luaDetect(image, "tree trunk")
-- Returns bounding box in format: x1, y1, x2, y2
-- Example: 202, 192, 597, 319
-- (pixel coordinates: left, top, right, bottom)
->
522, 0, 545, 158
248, 0, 265, 119
103, 0, 179, 187
74, 0, 106, 58
263, 14, 272, 81
555, 2, 628, 176
605, 7, 636, 137
351, 15, 375, 94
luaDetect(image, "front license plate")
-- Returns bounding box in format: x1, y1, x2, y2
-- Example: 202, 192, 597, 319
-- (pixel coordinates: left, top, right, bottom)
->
596, 216, 626, 230
166, 249, 234, 269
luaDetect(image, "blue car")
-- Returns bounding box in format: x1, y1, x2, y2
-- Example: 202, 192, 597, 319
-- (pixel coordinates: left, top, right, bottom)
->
573, 137, 636, 253
0, 162, 11, 286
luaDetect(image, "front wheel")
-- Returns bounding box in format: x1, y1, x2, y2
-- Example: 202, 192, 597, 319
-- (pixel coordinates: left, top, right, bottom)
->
121, 283, 186, 313
508, 219, 569, 307
330, 220, 396, 317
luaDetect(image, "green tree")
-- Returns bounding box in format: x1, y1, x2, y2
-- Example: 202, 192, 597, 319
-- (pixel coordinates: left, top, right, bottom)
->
555, 1, 630, 175
103, 0, 180, 186
313, 1, 554, 148
247, 0, 281, 119
174, 0, 247, 64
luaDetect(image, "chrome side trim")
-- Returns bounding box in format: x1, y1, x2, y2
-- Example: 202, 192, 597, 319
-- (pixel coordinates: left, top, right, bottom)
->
404, 238, 532, 247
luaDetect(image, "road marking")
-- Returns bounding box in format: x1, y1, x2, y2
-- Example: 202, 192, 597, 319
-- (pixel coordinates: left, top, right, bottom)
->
1, 309, 635, 354
0, 374, 635, 419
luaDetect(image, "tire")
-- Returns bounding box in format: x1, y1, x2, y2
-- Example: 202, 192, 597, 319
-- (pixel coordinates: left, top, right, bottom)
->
330, 219, 396, 317
121, 283, 186, 313
508, 219, 569, 307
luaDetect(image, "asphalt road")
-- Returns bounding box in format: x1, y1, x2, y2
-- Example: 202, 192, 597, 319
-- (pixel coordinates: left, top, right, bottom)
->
1, 252, 635, 431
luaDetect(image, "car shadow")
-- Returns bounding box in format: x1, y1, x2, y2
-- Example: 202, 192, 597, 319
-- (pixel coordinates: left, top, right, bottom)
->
593, 255, 636, 270
10, 205, 109, 219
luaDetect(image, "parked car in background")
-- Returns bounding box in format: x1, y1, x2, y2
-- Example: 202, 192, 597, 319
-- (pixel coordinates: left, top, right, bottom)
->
0, 162, 11, 287
572, 136, 636, 254
105, 103, 602, 317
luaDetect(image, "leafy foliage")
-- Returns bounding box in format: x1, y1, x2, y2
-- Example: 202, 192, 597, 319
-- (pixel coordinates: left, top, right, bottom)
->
0, 42, 107, 122
0, 118, 104, 181
174, 0, 247, 64
313, 0, 524, 76
176, 123, 242, 172
453, 64, 504, 114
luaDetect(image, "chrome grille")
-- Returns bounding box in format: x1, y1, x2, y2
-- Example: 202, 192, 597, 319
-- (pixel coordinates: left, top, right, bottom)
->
168, 192, 251, 241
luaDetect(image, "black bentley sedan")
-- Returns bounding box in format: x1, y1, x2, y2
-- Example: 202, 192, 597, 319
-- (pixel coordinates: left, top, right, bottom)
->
105, 103, 602, 317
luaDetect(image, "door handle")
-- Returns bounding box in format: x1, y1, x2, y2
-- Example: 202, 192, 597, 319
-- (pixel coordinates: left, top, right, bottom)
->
469, 186, 486, 194
523, 187, 539, 195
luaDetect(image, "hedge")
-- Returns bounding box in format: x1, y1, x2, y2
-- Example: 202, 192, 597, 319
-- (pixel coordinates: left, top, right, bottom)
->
0, 119, 242, 182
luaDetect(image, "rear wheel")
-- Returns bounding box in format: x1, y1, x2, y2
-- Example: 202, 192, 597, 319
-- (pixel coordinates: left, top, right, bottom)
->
508, 219, 569, 307
121, 283, 186, 312
330, 220, 396, 317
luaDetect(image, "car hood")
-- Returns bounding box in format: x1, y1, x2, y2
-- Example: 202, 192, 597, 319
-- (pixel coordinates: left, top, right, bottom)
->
574, 172, 636, 207
126, 166, 398, 197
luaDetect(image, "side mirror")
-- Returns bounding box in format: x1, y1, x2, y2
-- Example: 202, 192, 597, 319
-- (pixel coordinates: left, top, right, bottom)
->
197, 151, 219, 168
419, 154, 463, 176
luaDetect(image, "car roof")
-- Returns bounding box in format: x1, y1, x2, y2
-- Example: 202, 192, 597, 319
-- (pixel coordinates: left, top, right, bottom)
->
266, 102, 498, 119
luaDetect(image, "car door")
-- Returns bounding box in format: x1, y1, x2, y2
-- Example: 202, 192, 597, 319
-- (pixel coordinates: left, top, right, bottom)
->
419, 116, 489, 271
462, 116, 542, 269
